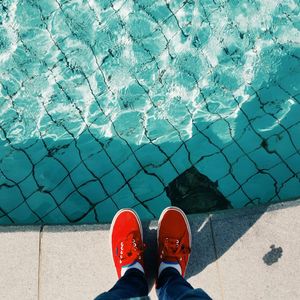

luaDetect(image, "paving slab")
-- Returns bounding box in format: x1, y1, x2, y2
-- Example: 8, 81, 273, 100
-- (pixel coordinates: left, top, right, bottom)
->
0, 226, 40, 300
2, 199, 300, 300
211, 201, 300, 300
39, 225, 113, 300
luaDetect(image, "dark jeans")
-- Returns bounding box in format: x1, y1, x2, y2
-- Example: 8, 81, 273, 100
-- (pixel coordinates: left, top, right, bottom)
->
95, 267, 212, 300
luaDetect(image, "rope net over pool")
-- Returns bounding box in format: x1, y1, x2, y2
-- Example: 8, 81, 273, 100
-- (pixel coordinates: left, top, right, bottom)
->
0, 0, 299, 224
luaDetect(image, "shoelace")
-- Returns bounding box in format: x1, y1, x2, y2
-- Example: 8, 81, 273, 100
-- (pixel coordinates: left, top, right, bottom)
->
160, 237, 191, 262
118, 232, 145, 265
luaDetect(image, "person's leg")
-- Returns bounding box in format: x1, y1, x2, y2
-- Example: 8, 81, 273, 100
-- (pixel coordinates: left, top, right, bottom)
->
95, 209, 149, 300
156, 206, 212, 300
156, 267, 211, 300
95, 268, 148, 300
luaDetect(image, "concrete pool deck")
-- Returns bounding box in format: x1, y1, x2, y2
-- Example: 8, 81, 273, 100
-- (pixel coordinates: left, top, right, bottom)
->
1, 199, 300, 300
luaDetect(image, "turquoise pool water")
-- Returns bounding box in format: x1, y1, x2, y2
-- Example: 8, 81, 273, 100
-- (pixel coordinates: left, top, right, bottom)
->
0, 0, 300, 225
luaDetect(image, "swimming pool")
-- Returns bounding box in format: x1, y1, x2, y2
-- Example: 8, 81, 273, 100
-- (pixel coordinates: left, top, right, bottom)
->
0, 0, 299, 224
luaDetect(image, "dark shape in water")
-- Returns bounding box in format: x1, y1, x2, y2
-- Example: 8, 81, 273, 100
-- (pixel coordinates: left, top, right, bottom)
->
166, 166, 231, 214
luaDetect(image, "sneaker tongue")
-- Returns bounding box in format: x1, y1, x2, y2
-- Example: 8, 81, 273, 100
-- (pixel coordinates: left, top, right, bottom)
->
163, 238, 181, 257
118, 232, 144, 265
166, 238, 179, 252
163, 237, 190, 258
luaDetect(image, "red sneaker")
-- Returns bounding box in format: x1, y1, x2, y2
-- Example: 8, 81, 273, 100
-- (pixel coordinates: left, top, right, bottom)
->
110, 209, 145, 279
157, 206, 191, 277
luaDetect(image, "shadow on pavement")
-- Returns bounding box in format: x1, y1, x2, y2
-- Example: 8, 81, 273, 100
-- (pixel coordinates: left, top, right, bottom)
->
142, 205, 268, 290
